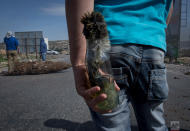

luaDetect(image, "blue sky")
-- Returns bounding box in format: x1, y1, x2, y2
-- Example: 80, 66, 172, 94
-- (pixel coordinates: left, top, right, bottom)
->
0, 0, 68, 42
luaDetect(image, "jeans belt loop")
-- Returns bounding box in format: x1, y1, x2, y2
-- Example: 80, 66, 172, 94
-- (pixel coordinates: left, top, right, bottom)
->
112, 67, 128, 80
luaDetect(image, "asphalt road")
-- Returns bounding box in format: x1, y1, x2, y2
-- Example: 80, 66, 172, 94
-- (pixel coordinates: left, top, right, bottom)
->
0, 65, 190, 131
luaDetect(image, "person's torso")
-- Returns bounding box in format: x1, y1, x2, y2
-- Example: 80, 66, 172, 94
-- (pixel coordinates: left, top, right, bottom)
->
94, 0, 173, 51
40, 42, 47, 53
4, 37, 17, 51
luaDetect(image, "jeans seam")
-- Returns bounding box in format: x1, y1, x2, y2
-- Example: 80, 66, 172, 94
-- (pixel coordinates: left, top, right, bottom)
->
110, 52, 141, 64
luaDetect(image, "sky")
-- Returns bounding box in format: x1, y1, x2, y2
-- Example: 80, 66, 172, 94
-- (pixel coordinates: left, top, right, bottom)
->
0, 0, 68, 42
1, 0, 190, 43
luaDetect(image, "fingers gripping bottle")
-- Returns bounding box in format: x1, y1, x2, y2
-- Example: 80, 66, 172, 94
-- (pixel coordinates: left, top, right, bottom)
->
81, 12, 119, 111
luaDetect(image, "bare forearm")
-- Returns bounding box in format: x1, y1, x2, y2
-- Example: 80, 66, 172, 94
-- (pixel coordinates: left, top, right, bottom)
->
65, 0, 94, 66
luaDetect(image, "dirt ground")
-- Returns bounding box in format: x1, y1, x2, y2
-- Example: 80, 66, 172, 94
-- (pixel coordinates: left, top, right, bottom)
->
164, 64, 190, 130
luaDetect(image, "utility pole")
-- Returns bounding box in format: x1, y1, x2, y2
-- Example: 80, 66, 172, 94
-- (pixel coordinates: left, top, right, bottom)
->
35, 32, 38, 59
25, 38, 28, 59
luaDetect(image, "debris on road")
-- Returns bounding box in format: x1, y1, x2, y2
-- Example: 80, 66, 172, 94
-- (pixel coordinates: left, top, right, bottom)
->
177, 57, 190, 66
0, 49, 6, 55
184, 72, 190, 75
173, 76, 180, 79
3, 61, 71, 75
167, 64, 190, 76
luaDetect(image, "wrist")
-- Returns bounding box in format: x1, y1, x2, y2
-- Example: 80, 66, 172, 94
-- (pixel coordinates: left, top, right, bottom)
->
72, 64, 86, 69
72, 64, 91, 89
72, 64, 87, 76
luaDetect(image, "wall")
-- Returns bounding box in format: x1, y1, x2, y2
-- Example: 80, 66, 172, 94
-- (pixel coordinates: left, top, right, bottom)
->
166, 0, 181, 58
44, 38, 49, 49
180, 0, 190, 56
167, 0, 190, 57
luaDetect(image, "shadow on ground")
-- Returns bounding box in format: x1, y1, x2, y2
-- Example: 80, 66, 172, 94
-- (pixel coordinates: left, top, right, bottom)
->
44, 119, 139, 131
168, 129, 190, 131
44, 119, 95, 131
44, 119, 190, 131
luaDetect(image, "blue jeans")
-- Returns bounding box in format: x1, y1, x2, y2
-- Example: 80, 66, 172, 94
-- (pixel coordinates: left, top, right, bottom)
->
90, 44, 169, 131
41, 53, 46, 61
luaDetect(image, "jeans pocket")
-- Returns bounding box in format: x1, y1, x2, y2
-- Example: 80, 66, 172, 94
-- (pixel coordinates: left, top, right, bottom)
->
148, 68, 169, 101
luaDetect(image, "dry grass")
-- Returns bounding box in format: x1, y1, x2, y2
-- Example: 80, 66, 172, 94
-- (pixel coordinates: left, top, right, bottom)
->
0, 49, 6, 55
5, 61, 71, 75
177, 57, 190, 65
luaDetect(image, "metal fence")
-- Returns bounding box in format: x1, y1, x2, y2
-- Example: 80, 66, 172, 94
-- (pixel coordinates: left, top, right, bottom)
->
15, 31, 43, 58
166, 0, 190, 57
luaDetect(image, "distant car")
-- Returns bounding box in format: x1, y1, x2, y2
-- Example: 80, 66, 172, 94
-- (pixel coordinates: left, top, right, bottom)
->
47, 50, 59, 55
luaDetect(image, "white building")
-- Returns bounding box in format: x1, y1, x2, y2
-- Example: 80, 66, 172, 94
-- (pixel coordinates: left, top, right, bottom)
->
44, 38, 49, 50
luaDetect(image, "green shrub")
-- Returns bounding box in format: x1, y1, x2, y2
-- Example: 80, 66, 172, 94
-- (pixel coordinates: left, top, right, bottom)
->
0, 54, 7, 62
